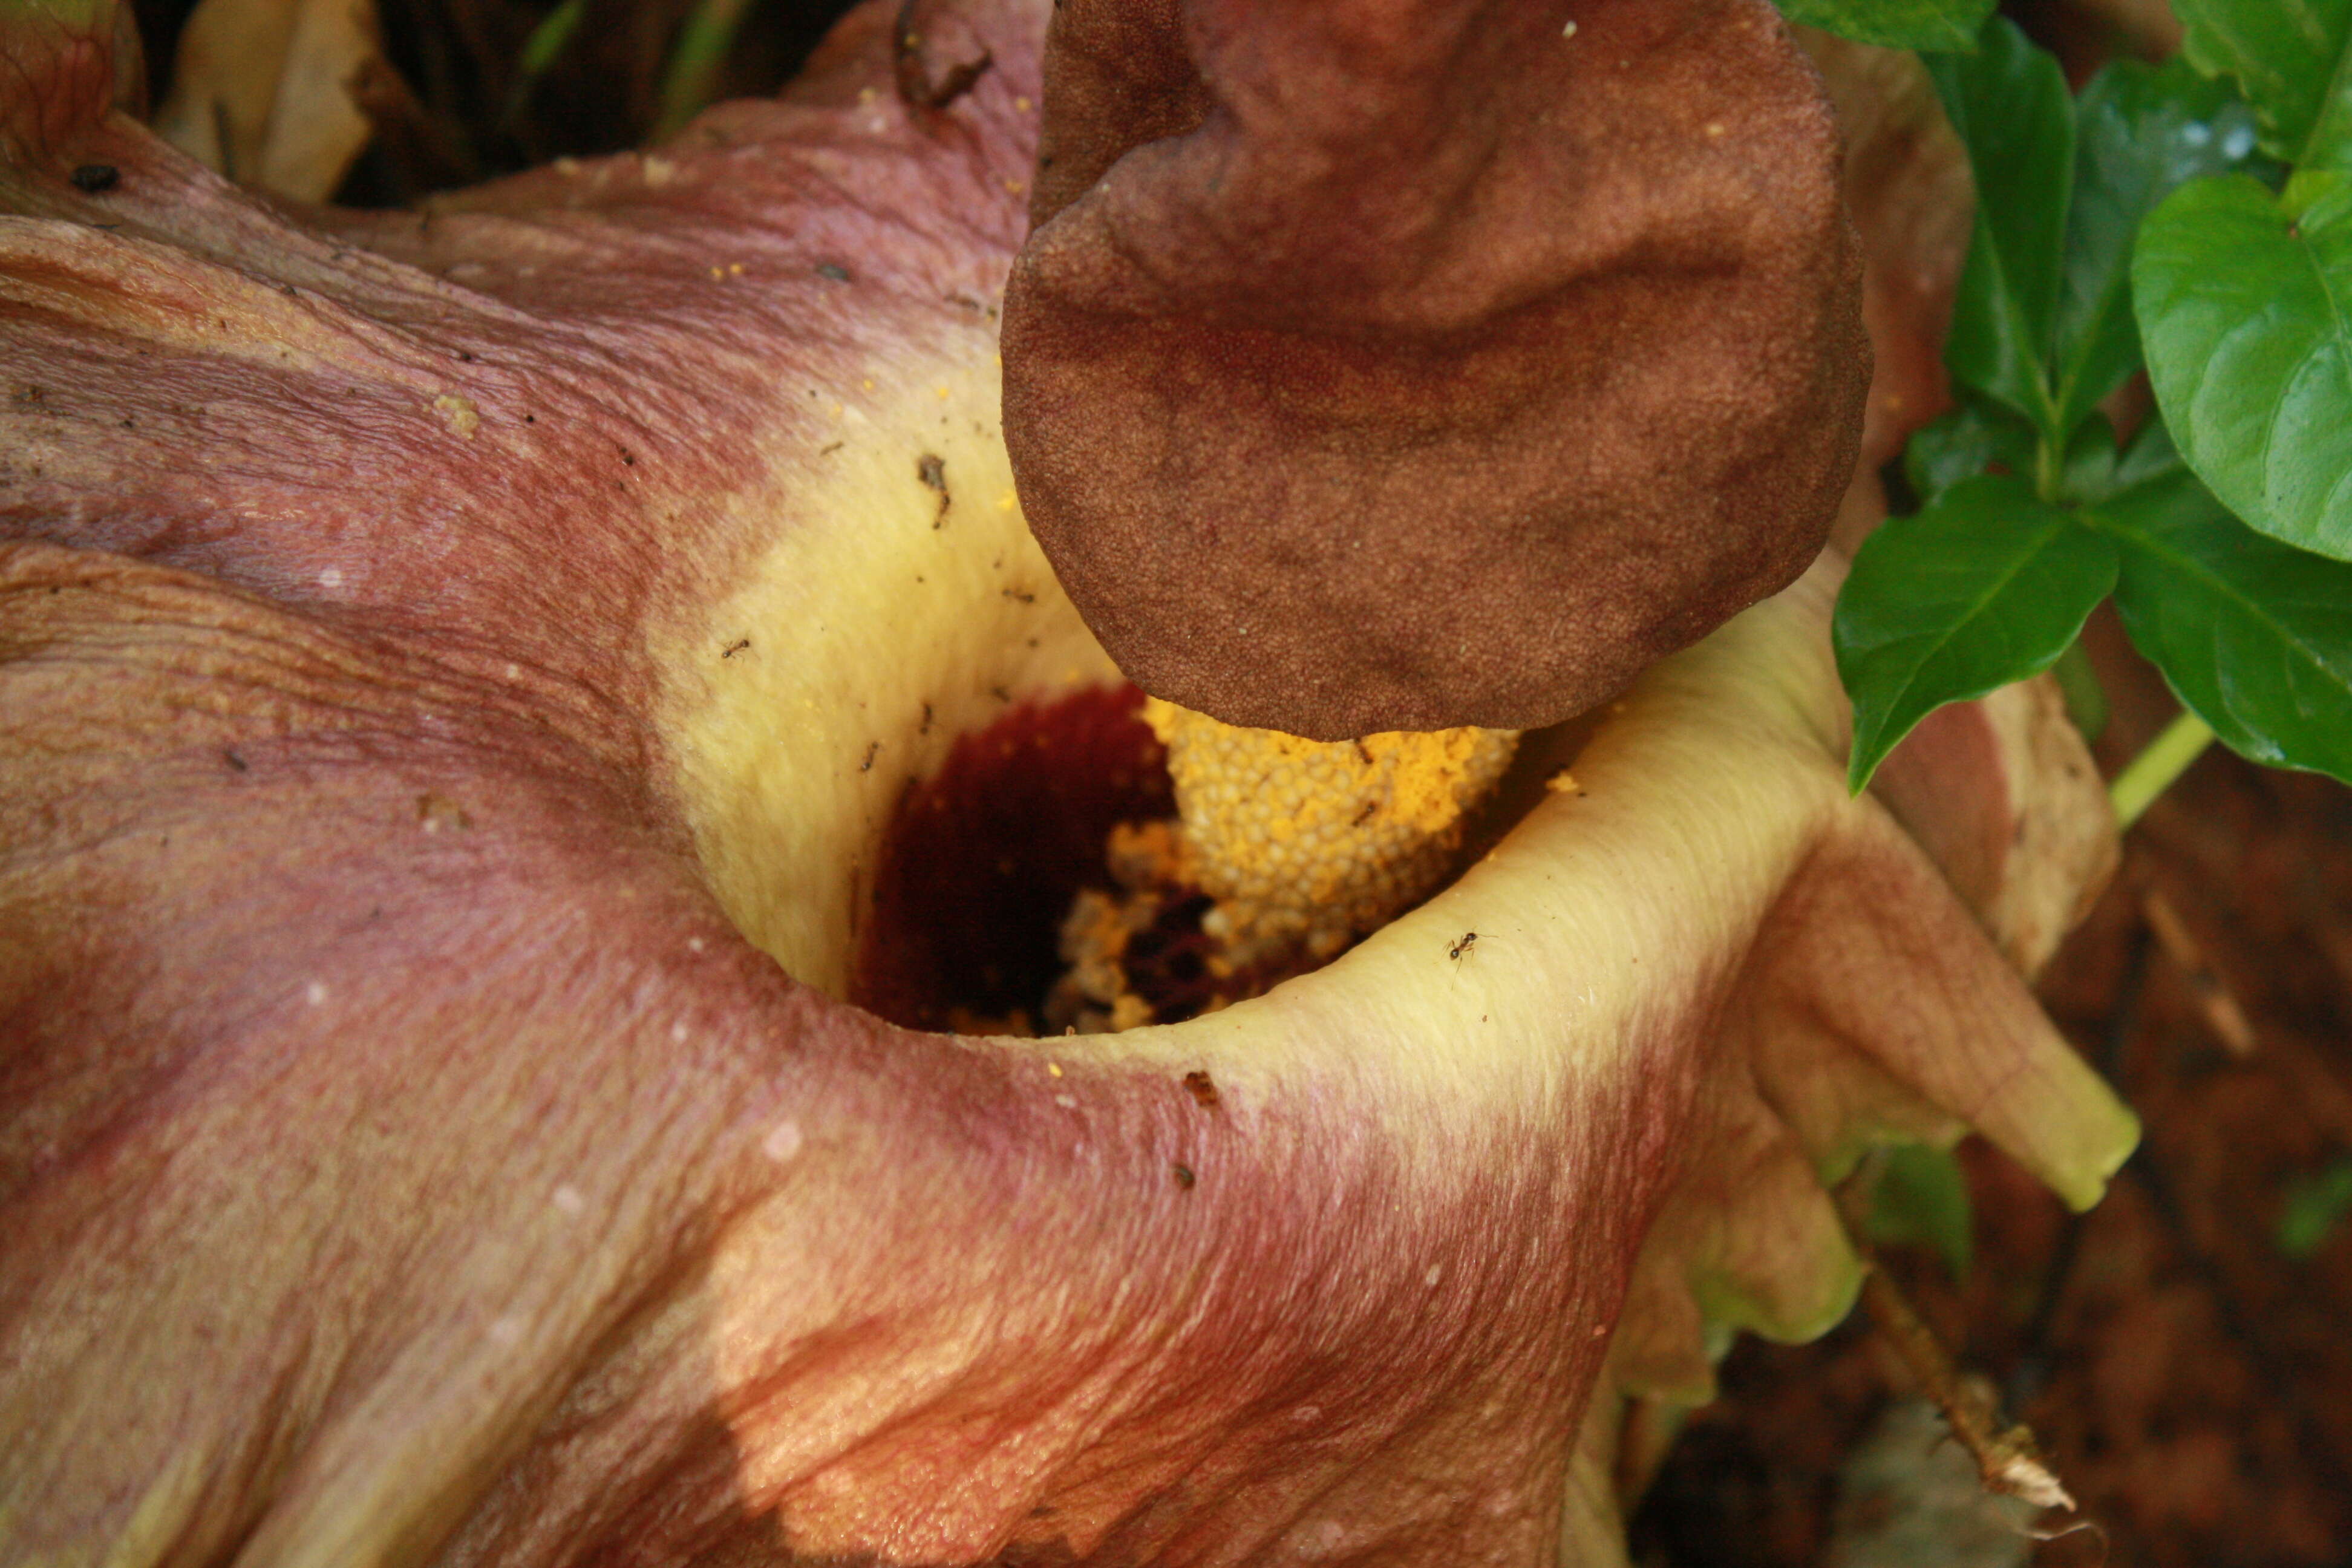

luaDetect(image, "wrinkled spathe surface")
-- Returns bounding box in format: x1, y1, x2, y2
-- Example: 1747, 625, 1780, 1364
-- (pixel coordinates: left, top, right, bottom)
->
1001, 0, 1872, 738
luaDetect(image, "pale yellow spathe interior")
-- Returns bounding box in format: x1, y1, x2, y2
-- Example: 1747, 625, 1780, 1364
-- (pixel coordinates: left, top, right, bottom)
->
653, 336, 1119, 999
650, 319, 2132, 1209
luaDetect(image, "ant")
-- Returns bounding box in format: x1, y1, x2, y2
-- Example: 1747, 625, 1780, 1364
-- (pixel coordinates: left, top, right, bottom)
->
1448, 932, 1479, 963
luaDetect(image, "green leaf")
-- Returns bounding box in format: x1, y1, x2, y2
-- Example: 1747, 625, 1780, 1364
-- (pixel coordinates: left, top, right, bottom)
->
2055, 60, 2272, 434
1775, 0, 1994, 51
2094, 467, 2352, 783
2278, 1158, 2352, 1256
1904, 396, 2039, 503
518, 0, 589, 76
2134, 172, 2352, 560
2171, 0, 2352, 171
1927, 19, 2076, 434
2114, 403, 2190, 489
1837, 475, 2119, 791
2057, 411, 2122, 503
656, 0, 760, 140
2052, 638, 2112, 741
1862, 1143, 1976, 1278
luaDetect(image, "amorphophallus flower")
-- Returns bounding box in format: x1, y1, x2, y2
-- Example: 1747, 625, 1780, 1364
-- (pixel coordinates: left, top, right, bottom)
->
1, 2, 2132, 1564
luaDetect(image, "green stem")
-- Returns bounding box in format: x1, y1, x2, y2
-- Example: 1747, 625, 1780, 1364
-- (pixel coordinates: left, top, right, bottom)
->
2034, 434, 2063, 506
2109, 709, 2215, 829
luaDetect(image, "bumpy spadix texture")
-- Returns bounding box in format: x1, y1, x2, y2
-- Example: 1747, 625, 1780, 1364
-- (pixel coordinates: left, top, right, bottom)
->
1143, 697, 1519, 966
4, 5, 2118, 1566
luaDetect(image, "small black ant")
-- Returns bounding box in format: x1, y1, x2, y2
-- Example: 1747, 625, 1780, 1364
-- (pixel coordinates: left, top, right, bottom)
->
1448, 932, 1478, 963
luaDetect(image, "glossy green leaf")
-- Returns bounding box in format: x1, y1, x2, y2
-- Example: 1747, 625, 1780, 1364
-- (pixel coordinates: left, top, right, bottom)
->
2172, 0, 2352, 170
1904, 397, 2039, 503
1862, 1143, 1975, 1279
2055, 60, 2272, 433
2096, 468, 2352, 783
1838, 475, 2119, 791
2135, 172, 2352, 560
1927, 19, 2075, 433
1775, 0, 1994, 50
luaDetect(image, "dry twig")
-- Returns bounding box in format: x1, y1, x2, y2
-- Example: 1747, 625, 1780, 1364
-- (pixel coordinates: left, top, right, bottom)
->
2139, 886, 2257, 1056
1837, 1165, 2077, 1513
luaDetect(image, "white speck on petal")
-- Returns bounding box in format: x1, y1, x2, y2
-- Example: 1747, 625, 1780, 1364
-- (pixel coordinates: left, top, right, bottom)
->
1561, 18, 1578, 36
304, 981, 329, 1005
1424, 1263, 1443, 1287
552, 1184, 585, 1216
762, 1119, 803, 1163
687, 936, 706, 953
1291, 1405, 1322, 1423
670, 1021, 689, 1044
1054, 1094, 1077, 1109
488, 1314, 524, 1346
504, 662, 522, 680
318, 567, 344, 589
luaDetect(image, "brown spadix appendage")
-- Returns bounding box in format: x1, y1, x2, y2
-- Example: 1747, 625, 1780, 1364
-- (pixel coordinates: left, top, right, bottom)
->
1000, 0, 1872, 740
4, 4, 2117, 1563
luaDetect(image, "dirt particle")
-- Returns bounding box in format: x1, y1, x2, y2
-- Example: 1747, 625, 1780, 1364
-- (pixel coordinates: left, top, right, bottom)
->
70, 164, 118, 194
1182, 1070, 1220, 1110
860, 742, 880, 773
416, 794, 471, 832
918, 452, 950, 526
816, 262, 852, 283
223, 748, 248, 773
1172, 1162, 1196, 1191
